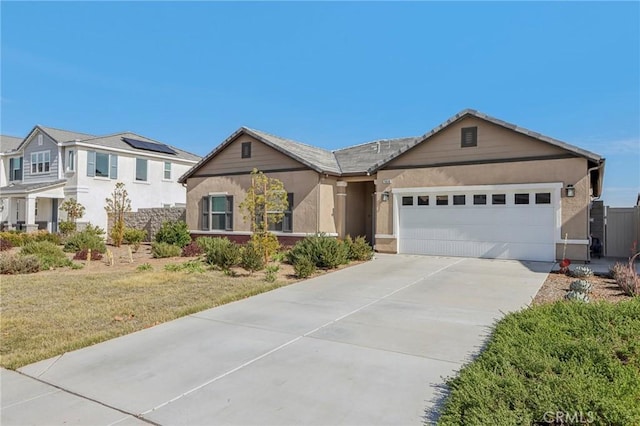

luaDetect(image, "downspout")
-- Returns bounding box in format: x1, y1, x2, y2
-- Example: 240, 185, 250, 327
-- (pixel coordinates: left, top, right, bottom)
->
316, 174, 321, 234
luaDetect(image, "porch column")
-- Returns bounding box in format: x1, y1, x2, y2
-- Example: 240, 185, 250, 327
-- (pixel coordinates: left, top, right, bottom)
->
3, 197, 13, 230
25, 195, 38, 233
336, 181, 347, 238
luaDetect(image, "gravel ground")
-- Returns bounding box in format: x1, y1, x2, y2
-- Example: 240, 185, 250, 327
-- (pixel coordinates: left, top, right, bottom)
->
533, 271, 631, 305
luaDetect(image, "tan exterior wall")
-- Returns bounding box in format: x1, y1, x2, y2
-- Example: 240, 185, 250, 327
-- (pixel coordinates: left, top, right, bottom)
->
375, 157, 592, 260
186, 170, 320, 234
387, 116, 568, 168
318, 178, 339, 235
194, 135, 304, 176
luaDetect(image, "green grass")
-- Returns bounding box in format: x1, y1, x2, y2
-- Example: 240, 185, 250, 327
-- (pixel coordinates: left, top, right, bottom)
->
0, 270, 289, 370
437, 299, 640, 425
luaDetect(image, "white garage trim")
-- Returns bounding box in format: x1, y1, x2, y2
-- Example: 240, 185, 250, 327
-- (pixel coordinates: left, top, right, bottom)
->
392, 183, 563, 261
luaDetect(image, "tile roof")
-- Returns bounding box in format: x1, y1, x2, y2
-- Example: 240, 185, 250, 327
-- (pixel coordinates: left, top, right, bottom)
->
0, 135, 23, 154
178, 108, 607, 182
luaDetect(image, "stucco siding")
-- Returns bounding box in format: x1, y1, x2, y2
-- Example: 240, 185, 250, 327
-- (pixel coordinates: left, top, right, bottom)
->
318, 178, 338, 235
194, 135, 305, 176
375, 157, 591, 259
186, 170, 321, 234
387, 116, 569, 168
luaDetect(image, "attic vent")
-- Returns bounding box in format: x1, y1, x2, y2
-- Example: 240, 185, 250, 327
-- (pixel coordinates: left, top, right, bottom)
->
461, 127, 477, 148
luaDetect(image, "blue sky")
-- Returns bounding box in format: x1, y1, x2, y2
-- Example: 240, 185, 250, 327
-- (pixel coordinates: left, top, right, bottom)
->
2, 1, 638, 206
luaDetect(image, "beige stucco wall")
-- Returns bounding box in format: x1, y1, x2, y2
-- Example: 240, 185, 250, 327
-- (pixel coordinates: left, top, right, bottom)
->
186, 170, 321, 234
387, 116, 567, 168
375, 157, 591, 260
196, 135, 303, 175
318, 178, 338, 235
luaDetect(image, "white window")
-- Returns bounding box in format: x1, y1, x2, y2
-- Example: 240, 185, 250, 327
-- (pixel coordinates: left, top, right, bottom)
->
67, 150, 75, 171
164, 162, 171, 180
135, 158, 148, 182
30, 151, 50, 174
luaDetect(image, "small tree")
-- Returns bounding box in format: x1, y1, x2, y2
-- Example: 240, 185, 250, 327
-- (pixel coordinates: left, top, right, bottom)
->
239, 169, 288, 262
105, 182, 131, 247
59, 198, 86, 234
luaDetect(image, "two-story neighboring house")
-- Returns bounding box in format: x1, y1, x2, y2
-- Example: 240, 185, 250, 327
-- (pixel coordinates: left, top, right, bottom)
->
0, 126, 200, 232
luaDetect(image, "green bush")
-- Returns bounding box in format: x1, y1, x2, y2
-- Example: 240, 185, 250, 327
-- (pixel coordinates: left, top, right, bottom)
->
123, 228, 147, 251
250, 231, 280, 262
0, 253, 41, 274
264, 264, 279, 282
0, 231, 32, 247
63, 229, 106, 253
344, 235, 373, 261
32, 230, 62, 245
151, 242, 182, 258
293, 256, 316, 278
164, 260, 206, 273
437, 299, 640, 425
136, 262, 153, 272
240, 242, 265, 273
203, 238, 240, 270
20, 241, 72, 270
287, 234, 349, 269
58, 220, 76, 236
155, 220, 191, 248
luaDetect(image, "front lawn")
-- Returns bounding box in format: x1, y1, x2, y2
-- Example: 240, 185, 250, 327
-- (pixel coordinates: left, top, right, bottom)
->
436, 299, 640, 425
0, 269, 291, 370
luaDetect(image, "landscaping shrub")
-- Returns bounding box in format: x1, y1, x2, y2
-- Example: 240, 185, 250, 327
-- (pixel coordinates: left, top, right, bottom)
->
195, 237, 219, 252
73, 249, 103, 261
123, 228, 147, 252
240, 242, 265, 273
20, 241, 72, 270
571, 265, 593, 278
151, 242, 182, 258
344, 235, 373, 261
58, 220, 76, 236
293, 256, 316, 278
164, 260, 206, 273
203, 238, 241, 270
0, 253, 41, 274
287, 234, 348, 269
250, 231, 280, 262
271, 250, 288, 263
181, 241, 203, 257
63, 228, 106, 254
136, 262, 153, 272
32, 230, 62, 245
436, 299, 640, 425
611, 262, 639, 297
0, 238, 13, 251
264, 264, 279, 282
155, 220, 191, 248
0, 231, 32, 247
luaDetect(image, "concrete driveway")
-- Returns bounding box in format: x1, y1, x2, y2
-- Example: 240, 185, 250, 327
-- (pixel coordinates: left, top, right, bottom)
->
1, 255, 551, 425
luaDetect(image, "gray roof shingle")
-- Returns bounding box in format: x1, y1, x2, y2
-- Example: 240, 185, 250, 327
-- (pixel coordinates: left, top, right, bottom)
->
76, 132, 201, 162
39, 126, 95, 143
0, 135, 23, 154
0, 179, 67, 194
333, 137, 418, 174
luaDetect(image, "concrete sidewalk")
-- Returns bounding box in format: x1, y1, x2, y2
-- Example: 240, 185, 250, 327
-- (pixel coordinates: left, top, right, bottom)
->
2, 255, 551, 425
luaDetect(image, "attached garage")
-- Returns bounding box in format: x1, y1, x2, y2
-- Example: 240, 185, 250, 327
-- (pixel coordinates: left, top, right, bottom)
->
394, 184, 562, 262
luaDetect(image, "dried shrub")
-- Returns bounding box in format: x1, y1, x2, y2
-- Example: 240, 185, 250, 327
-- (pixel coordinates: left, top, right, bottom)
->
0, 238, 13, 251
0, 253, 41, 274
73, 249, 103, 261
181, 241, 203, 257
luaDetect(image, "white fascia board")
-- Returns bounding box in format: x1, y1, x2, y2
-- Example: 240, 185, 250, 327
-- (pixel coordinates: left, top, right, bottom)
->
391, 182, 564, 194
62, 142, 199, 164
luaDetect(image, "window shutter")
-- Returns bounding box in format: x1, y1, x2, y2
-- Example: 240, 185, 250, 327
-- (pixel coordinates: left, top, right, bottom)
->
87, 151, 96, 177
17, 157, 23, 180
225, 196, 233, 231
284, 193, 294, 232
110, 154, 118, 179
9, 158, 14, 180
201, 196, 209, 230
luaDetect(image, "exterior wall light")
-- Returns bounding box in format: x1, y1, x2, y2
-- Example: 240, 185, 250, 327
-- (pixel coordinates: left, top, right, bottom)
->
381, 191, 390, 202
565, 184, 575, 198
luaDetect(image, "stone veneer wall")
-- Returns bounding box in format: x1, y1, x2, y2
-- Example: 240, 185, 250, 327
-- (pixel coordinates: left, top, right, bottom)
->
108, 207, 186, 242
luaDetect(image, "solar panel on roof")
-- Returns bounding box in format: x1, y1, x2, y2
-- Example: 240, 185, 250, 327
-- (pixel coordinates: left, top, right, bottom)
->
122, 137, 177, 155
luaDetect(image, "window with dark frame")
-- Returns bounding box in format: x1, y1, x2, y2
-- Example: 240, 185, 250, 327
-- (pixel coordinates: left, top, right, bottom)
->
202, 195, 233, 231
473, 194, 487, 205
535, 192, 551, 204
461, 127, 478, 148
417, 195, 429, 206
492, 194, 506, 205
241, 142, 252, 159
268, 193, 294, 232
453, 195, 466, 205
436, 195, 448, 206
515, 193, 530, 204
402, 196, 414, 206
9, 157, 22, 181
135, 158, 148, 182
